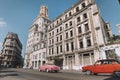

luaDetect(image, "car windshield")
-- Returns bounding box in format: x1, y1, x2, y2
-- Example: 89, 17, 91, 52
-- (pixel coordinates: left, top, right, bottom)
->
95, 59, 120, 65
110, 60, 120, 64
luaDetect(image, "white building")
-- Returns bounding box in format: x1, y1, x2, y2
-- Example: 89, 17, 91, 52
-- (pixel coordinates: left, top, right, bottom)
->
24, 6, 51, 69
24, 0, 114, 70
47, 0, 113, 70
101, 43, 120, 60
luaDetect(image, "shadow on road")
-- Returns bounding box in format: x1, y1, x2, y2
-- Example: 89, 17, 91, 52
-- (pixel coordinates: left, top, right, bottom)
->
0, 70, 16, 73
104, 76, 120, 80
104, 75, 120, 80
0, 69, 19, 78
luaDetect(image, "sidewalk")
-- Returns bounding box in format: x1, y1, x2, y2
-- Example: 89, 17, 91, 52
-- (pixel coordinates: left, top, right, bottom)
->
0, 69, 26, 80
60, 69, 82, 74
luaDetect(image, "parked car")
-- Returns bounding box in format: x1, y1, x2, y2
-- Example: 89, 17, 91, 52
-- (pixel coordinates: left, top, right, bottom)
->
82, 59, 120, 76
38, 64, 60, 72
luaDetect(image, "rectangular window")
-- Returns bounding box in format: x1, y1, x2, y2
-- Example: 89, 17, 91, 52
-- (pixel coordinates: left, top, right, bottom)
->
60, 35, 62, 41
83, 13, 87, 19
79, 39, 83, 48
57, 46, 59, 54
49, 40, 51, 44
60, 27, 62, 31
52, 39, 54, 44
65, 15, 67, 19
57, 29, 59, 33
77, 17, 81, 22
65, 23, 68, 28
49, 26, 51, 29
60, 45, 62, 52
70, 30, 73, 37
69, 12, 72, 16
71, 42, 74, 51
60, 18, 62, 22
66, 43, 69, 51
78, 26, 82, 33
85, 23, 89, 32
56, 37, 59, 42
82, 3, 86, 8
76, 6, 79, 12
66, 32, 68, 39
57, 20, 59, 24
70, 21, 72, 26
87, 38, 91, 47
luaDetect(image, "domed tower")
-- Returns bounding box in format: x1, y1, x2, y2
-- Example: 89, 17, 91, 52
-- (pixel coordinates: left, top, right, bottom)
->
39, 5, 48, 18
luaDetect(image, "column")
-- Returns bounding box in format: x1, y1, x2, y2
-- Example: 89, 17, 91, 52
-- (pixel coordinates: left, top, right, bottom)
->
82, 54, 84, 66
74, 53, 80, 70
89, 53, 92, 65
75, 53, 79, 65
63, 55, 65, 69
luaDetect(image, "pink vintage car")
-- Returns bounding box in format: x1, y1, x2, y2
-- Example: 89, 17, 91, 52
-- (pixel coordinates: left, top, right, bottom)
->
38, 64, 60, 72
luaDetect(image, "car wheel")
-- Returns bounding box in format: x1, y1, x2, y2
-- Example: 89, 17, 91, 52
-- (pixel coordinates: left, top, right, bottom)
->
46, 69, 49, 73
86, 70, 92, 75
93, 73, 97, 75
39, 69, 41, 72
55, 70, 58, 73
113, 71, 120, 78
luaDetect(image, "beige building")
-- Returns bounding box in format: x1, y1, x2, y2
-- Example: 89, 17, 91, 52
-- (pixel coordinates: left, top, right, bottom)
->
24, 6, 51, 69
47, 0, 113, 70
1, 32, 22, 68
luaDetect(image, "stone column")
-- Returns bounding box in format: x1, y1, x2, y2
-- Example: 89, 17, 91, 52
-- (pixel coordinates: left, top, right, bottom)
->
63, 55, 66, 69
89, 53, 92, 65
74, 53, 80, 70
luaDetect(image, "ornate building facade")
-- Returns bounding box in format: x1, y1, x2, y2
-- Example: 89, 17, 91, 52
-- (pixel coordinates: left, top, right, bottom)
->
47, 0, 113, 70
1, 32, 22, 68
24, 6, 51, 69
24, 0, 113, 70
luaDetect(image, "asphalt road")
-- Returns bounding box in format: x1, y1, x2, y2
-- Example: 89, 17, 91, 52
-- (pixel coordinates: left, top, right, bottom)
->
0, 68, 120, 80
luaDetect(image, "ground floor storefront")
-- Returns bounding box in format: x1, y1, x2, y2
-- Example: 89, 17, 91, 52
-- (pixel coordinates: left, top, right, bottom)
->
47, 49, 101, 70
26, 44, 120, 70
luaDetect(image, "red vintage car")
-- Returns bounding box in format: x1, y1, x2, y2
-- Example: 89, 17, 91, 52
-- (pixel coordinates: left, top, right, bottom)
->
38, 64, 60, 72
82, 59, 120, 76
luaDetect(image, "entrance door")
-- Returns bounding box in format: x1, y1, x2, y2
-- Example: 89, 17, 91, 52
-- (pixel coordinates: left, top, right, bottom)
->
68, 56, 73, 70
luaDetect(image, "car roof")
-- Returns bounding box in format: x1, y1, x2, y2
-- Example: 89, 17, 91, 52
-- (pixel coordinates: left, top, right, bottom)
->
97, 59, 118, 62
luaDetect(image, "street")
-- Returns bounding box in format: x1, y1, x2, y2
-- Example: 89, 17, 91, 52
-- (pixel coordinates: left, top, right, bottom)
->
0, 68, 120, 80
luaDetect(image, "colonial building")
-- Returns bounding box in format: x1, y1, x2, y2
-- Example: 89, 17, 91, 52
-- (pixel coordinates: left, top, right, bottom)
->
24, 6, 51, 69
47, 0, 113, 70
1, 32, 22, 68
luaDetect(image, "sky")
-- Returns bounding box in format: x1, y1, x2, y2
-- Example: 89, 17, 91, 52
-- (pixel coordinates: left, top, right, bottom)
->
0, 0, 120, 57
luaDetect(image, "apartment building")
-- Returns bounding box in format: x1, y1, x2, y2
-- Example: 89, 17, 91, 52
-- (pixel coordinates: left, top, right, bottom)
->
47, 0, 113, 70
24, 6, 51, 69
1, 32, 22, 68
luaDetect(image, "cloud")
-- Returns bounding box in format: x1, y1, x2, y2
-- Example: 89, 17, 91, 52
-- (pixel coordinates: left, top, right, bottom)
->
0, 18, 7, 28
